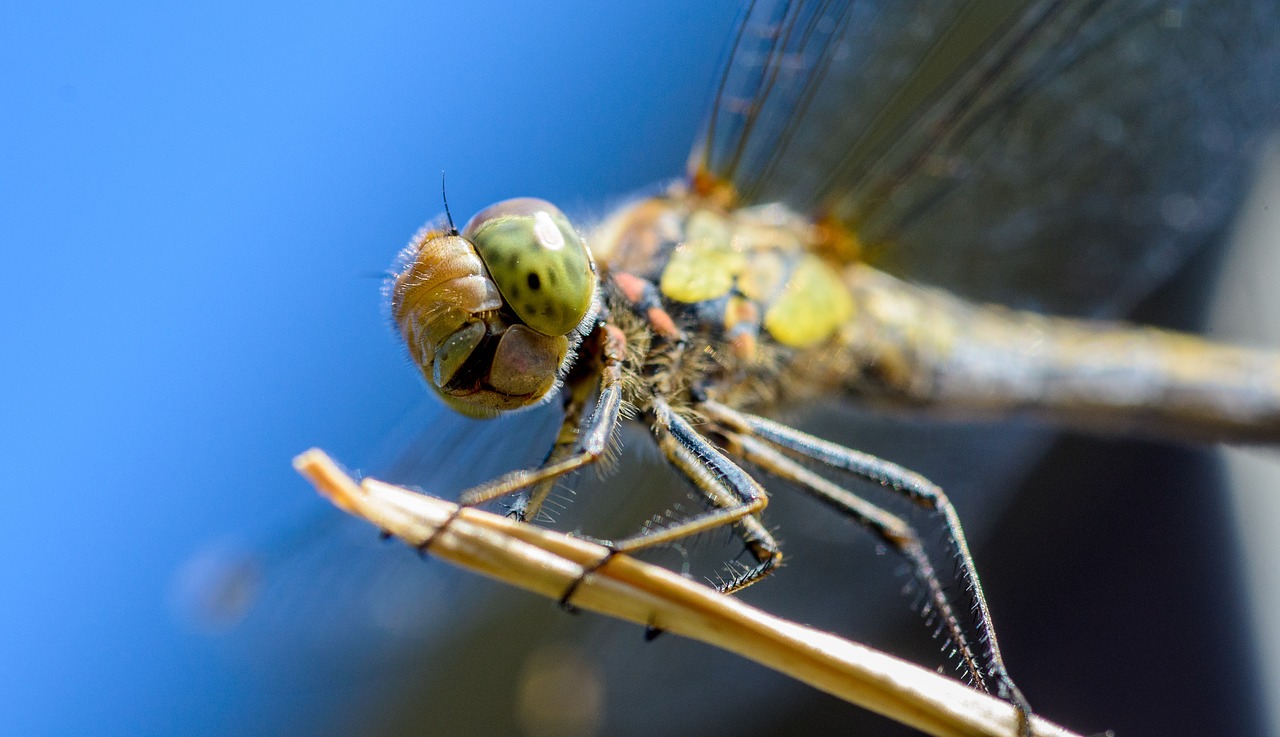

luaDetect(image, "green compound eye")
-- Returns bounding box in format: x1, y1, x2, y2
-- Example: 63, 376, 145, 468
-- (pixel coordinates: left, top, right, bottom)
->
462, 198, 594, 337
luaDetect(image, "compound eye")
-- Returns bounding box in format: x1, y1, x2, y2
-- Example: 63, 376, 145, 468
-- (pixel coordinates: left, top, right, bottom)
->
462, 198, 594, 337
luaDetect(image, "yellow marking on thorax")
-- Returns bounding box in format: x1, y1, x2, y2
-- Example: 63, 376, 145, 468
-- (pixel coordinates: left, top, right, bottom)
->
595, 195, 861, 350
659, 211, 746, 303
763, 255, 855, 347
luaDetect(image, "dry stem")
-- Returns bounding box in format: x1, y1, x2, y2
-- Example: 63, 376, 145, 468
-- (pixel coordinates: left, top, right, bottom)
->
294, 447, 1081, 737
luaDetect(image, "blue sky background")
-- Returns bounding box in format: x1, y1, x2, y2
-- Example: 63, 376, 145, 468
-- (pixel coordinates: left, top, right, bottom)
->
0, 2, 739, 734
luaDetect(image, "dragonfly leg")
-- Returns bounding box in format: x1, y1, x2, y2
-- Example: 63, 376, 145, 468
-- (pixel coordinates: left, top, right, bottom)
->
718, 428, 987, 688
700, 400, 1031, 734
419, 331, 626, 553
507, 373, 599, 524
566, 395, 780, 602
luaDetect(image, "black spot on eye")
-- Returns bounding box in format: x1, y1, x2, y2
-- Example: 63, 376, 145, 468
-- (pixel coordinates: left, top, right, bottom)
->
527, 272, 541, 290
523, 302, 536, 316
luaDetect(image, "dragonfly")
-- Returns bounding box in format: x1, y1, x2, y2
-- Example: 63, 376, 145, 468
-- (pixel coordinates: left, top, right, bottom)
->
364, 0, 1280, 731
226, 0, 1280, 735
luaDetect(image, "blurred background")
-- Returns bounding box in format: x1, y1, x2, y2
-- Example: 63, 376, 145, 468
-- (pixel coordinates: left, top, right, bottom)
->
2, 2, 1277, 736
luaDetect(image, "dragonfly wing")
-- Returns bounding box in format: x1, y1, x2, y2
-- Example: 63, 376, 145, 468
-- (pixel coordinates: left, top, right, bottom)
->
694, 0, 1280, 315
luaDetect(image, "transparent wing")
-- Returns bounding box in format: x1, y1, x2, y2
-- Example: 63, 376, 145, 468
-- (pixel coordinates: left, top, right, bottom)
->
693, 0, 1280, 315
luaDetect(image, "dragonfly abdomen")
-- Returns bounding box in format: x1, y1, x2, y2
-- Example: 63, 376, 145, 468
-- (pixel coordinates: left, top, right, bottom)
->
805, 264, 1280, 443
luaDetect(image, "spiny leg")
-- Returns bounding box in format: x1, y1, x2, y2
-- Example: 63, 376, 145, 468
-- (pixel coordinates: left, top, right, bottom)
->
643, 397, 780, 593
453, 382, 620, 507
506, 372, 599, 524
717, 428, 987, 691
562, 395, 780, 606
419, 333, 625, 553
701, 400, 1031, 733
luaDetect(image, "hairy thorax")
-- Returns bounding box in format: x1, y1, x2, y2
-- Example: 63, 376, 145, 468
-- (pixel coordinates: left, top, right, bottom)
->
590, 192, 866, 414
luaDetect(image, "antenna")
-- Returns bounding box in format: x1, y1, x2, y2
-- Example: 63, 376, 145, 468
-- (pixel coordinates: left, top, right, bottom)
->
441, 171, 458, 235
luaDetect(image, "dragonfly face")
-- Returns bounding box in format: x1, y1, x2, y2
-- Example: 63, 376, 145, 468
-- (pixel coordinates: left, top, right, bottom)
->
389, 198, 599, 418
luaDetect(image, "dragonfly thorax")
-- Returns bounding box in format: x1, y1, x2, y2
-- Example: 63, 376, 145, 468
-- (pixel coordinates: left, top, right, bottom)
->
389, 198, 599, 418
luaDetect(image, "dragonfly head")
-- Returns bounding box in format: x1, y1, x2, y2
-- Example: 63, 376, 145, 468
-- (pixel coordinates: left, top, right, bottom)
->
389, 198, 598, 418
